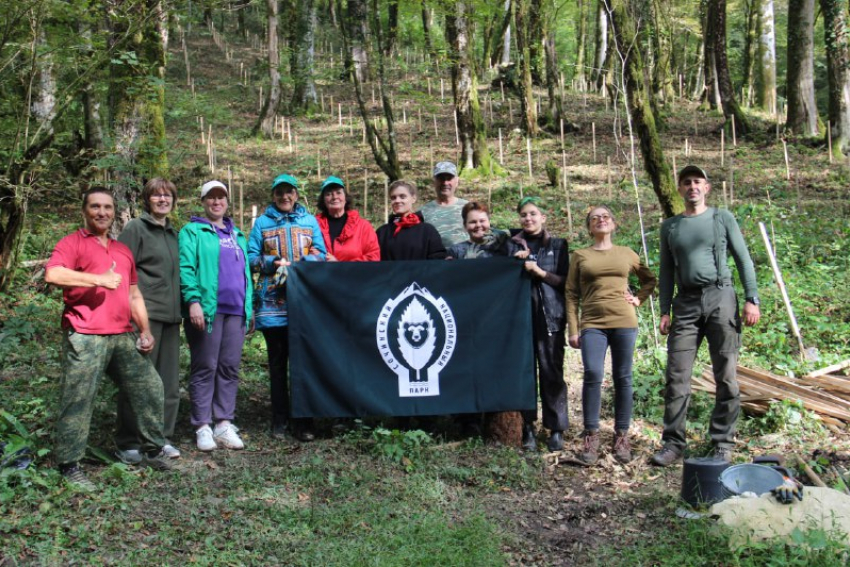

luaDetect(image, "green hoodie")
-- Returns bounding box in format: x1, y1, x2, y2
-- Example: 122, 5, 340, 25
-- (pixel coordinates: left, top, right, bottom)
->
179, 218, 253, 330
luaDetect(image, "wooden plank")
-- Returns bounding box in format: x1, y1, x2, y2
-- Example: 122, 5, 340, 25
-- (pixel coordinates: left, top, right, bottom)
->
709, 371, 850, 421
736, 366, 850, 411
805, 359, 850, 379
798, 374, 850, 394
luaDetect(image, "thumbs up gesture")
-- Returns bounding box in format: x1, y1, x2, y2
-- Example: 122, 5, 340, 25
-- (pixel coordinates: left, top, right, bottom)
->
98, 261, 122, 289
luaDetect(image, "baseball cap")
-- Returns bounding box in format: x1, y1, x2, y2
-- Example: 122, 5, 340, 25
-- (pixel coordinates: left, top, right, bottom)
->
321, 176, 345, 192
272, 173, 299, 192
432, 161, 458, 177
200, 180, 228, 198
677, 165, 709, 183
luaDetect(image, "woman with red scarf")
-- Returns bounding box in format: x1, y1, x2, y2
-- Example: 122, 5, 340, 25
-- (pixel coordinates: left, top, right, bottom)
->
376, 180, 446, 260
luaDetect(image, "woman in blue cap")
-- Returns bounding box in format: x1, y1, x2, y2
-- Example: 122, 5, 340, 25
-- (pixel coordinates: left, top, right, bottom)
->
248, 174, 327, 442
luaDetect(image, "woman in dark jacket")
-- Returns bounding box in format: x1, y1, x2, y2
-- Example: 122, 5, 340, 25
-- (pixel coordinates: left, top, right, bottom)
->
116, 178, 181, 461
376, 180, 446, 261
505, 196, 569, 452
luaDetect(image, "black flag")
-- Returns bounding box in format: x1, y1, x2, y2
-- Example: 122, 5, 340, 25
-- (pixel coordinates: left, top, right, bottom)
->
287, 258, 537, 417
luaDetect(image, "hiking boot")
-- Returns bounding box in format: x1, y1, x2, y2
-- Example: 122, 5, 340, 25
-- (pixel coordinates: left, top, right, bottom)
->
60, 463, 96, 491
271, 421, 288, 440
293, 426, 315, 443
547, 431, 564, 452
161, 444, 181, 459
522, 424, 537, 451
612, 430, 632, 464
196, 425, 217, 452
711, 445, 733, 462
140, 450, 175, 471
650, 445, 683, 467
577, 430, 600, 466
114, 449, 142, 465
213, 423, 245, 450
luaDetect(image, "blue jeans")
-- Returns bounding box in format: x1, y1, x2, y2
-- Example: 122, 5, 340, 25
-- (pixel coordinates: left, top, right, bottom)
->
580, 327, 638, 432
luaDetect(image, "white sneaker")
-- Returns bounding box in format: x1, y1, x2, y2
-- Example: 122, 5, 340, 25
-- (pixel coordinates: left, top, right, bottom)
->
213, 423, 244, 450
162, 444, 181, 459
196, 425, 217, 452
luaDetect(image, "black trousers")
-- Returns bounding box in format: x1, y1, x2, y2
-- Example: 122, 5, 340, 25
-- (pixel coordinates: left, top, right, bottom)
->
523, 323, 569, 432
262, 327, 290, 425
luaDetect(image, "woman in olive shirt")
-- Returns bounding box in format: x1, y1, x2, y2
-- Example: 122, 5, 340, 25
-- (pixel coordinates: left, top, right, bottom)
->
566, 206, 656, 465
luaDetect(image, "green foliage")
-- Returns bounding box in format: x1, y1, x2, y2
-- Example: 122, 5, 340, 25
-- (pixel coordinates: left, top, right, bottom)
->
371, 426, 433, 471
744, 399, 826, 439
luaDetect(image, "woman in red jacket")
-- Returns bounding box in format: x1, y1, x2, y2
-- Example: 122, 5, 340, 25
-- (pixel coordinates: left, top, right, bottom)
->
315, 176, 380, 262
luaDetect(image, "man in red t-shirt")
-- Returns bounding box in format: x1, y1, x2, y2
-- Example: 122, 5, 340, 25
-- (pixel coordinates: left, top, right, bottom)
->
45, 188, 173, 489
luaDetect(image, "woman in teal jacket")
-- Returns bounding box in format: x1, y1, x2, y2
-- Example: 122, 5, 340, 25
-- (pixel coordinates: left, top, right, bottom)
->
248, 173, 326, 442
179, 180, 252, 452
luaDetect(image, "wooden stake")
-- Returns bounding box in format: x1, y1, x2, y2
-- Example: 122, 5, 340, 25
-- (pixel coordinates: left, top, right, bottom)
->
317, 148, 322, 178
759, 223, 809, 360
722, 181, 728, 208
607, 156, 612, 198
721, 130, 725, 167
828, 122, 833, 163
338, 103, 343, 126
498, 129, 504, 165
500, 82, 505, 102
783, 139, 790, 180
526, 138, 533, 178
428, 77, 431, 96
453, 112, 459, 146
562, 151, 573, 234
239, 182, 244, 232
433, 115, 438, 137
363, 169, 369, 218
251, 205, 258, 228
592, 122, 597, 162
731, 119, 737, 147
440, 78, 444, 102
560, 119, 565, 150
384, 178, 389, 222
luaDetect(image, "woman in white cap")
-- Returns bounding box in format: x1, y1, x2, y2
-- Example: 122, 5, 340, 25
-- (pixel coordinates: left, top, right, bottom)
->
179, 180, 252, 452
315, 176, 379, 262
248, 173, 326, 442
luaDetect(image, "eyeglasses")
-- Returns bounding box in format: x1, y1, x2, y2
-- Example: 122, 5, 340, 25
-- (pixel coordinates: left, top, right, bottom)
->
151, 193, 173, 200
590, 214, 611, 223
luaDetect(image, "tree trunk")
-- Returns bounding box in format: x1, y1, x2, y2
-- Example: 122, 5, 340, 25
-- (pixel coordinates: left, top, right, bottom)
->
702, 0, 721, 109
708, 0, 750, 135
350, 0, 401, 180
422, 3, 439, 64
821, 0, 850, 158
501, 0, 512, 66
785, 0, 819, 136
347, 0, 368, 82
755, 0, 776, 113
255, 0, 282, 136
592, 0, 608, 87
108, 0, 170, 231
528, 0, 544, 84
575, 0, 587, 86
384, 0, 399, 57
650, 0, 674, 102
544, 33, 564, 128
514, 0, 538, 136
447, 2, 495, 173
605, 0, 681, 218
291, 0, 318, 112
741, 0, 757, 106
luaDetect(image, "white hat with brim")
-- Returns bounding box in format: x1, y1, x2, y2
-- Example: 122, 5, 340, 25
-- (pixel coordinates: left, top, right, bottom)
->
201, 180, 228, 198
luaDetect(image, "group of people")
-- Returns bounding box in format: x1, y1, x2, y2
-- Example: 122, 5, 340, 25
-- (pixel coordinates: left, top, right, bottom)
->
45, 161, 760, 489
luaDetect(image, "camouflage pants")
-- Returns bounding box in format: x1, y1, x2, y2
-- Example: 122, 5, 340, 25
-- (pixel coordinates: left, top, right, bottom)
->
56, 330, 166, 466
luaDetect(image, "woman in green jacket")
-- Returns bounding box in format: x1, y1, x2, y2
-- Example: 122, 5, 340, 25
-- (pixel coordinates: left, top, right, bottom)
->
179, 180, 252, 452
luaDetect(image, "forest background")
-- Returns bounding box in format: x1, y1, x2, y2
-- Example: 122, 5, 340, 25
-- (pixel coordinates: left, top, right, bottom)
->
1, 0, 850, 564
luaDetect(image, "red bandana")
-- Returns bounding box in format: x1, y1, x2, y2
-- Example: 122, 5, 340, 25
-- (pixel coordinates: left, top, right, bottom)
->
393, 213, 421, 236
